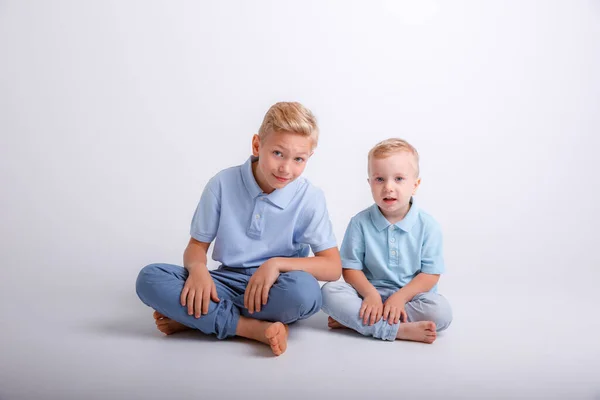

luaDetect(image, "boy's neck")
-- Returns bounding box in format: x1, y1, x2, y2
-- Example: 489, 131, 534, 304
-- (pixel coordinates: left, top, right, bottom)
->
251, 158, 274, 194
380, 202, 411, 225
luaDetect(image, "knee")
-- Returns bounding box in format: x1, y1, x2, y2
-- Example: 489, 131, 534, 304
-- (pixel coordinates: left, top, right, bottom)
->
321, 281, 347, 309
415, 294, 453, 331
135, 263, 169, 301
279, 271, 322, 316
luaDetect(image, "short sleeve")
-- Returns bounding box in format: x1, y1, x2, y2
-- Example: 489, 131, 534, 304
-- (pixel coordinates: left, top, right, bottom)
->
340, 218, 365, 270
295, 188, 337, 253
190, 178, 221, 243
420, 222, 445, 274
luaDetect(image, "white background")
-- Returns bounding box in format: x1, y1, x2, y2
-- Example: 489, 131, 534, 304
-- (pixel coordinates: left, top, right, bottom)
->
1, 1, 599, 399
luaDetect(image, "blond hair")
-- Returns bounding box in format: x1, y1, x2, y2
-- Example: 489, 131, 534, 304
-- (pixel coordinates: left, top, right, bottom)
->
368, 138, 420, 177
258, 102, 319, 148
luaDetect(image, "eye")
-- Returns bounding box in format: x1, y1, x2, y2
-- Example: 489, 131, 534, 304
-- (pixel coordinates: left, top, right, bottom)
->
375, 177, 384, 182
395, 177, 404, 182
273, 151, 283, 157
294, 157, 305, 163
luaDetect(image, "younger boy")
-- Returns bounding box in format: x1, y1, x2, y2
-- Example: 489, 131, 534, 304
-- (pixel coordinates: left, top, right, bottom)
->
136, 102, 341, 356
321, 138, 452, 343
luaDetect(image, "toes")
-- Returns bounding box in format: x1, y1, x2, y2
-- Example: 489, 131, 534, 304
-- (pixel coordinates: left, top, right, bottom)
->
153, 311, 167, 320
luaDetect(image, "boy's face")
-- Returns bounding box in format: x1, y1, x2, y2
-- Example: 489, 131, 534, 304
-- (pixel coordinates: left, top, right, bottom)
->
251, 131, 313, 194
368, 151, 421, 222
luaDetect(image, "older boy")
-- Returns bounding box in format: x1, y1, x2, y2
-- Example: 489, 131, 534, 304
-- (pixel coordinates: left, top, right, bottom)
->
321, 138, 452, 343
136, 102, 341, 356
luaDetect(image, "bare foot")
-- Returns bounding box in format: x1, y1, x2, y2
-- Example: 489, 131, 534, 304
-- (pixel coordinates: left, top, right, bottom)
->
264, 322, 289, 356
327, 316, 348, 329
236, 317, 289, 356
153, 311, 191, 335
396, 321, 437, 343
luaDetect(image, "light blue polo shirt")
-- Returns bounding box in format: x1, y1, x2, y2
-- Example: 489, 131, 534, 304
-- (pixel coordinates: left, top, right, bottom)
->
340, 200, 445, 291
190, 156, 337, 268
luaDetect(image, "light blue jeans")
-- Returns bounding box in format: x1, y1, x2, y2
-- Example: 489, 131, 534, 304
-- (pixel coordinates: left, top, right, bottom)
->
321, 281, 452, 341
136, 263, 322, 339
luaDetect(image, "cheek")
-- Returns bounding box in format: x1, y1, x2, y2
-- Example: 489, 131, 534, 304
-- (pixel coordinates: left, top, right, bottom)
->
293, 163, 306, 175
260, 159, 274, 174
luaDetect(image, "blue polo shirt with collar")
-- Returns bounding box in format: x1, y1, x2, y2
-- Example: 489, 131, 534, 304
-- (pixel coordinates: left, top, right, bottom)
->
190, 156, 337, 268
340, 200, 445, 291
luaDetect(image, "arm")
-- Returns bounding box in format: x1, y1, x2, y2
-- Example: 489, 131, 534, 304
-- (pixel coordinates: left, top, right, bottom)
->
183, 237, 211, 273
396, 220, 445, 301
270, 247, 342, 281
181, 239, 220, 318
394, 273, 440, 303
283, 188, 340, 281
383, 221, 445, 324
342, 269, 379, 298
183, 178, 222, 317
339, 216, 384, 326
343, 268, 384, 326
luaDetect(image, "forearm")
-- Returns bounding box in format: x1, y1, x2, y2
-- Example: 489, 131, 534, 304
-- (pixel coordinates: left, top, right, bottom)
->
272, 247, 342, 281
183, 238, 210, 272
396, 273, 440, 302
342, 269, 379, 298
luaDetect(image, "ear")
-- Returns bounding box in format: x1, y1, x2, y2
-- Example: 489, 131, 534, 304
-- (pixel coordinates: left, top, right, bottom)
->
251, 134, 260, 157
412, 177, 422, 195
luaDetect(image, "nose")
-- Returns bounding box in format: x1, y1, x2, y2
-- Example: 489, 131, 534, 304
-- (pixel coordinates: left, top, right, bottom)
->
278, 161, 290, 174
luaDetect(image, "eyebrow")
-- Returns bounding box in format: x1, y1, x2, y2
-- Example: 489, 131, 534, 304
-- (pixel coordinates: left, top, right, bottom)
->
273, 145, 309, 156
370, 173, 408, 178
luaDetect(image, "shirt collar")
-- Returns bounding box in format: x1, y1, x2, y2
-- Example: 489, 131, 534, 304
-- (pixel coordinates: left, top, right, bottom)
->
241, 156, 299, 210
369, 198, 419, 232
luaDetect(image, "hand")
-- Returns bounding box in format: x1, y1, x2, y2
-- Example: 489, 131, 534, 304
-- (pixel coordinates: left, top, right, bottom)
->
244, 258, 281, 314
180, 265, 220, 318
382, 292, 408, 325
359, 293, 383, 326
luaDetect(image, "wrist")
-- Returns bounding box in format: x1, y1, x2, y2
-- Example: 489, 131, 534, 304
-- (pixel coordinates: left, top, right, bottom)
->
393, 289, 409, 303
362, 288, 380, 299
186, 263, 207, 273
270, 257, 283, 272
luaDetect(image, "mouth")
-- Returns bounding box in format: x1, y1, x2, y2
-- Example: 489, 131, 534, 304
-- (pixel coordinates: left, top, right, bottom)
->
273, 174, 290, 183
382, 197, 397, 204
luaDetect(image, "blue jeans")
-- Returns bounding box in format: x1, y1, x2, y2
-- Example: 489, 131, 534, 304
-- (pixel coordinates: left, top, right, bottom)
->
136, 263, 322, 339
321, 281, 452, 341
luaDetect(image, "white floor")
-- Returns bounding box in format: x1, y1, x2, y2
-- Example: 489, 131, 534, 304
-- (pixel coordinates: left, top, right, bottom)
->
2, 276, 599, 400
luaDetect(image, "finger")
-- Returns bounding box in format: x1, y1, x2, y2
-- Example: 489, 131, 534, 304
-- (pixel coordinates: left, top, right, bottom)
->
261, 284, 269, 306
180, 286, 189, 306
200, 287, 210, 315
370, 308, 377, 326
243, 282, 250, 310
254, 284, 263, 313
359, 303, 367, 319
210, 284, 220, 302
194, 290, 203, 318
363, 307, 371, 325
376, 308, 383, 323
247, 284, 257, 313
188, 292, 202, 318
383, 305, 390, 321
388, 309, 396, 324
187, 290, 195, 315
400, 309, 407, 323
